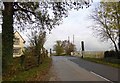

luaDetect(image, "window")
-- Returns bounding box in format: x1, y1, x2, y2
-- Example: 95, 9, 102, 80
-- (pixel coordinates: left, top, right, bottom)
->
13, 48, 21, 55
14, 38, 20, 45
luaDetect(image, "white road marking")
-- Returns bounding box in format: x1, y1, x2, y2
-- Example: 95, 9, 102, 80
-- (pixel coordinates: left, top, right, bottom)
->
90, 71, 114, 83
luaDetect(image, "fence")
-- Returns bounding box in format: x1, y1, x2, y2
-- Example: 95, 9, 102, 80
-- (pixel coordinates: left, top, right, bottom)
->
74, 51, 105, 58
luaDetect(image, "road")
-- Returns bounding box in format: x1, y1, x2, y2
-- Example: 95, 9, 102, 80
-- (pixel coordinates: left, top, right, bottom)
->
49, 56, 116, 82
68, 56, 120, 82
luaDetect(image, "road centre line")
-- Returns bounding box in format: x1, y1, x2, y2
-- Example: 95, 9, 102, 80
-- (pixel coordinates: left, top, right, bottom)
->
90, 71, 114, 83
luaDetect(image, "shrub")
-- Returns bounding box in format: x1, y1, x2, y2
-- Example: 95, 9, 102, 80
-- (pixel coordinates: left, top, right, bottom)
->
104, 50, 119, 58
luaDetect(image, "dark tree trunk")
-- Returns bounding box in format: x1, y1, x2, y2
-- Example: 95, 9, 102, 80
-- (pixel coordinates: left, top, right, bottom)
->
112, 40, 118, 52
118, 29, 120, 58
118, 29, 120, 51
118, 2, 120, 51
2, 2, 14, 73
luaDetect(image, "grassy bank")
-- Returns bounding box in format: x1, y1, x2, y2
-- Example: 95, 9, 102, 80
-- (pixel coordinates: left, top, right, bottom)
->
82, 57, 120, 69
2, 57, 52, 82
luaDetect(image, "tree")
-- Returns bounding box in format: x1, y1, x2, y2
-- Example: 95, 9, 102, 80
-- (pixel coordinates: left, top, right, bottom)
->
53, 40, 76, 55
28, 30, 46, 65
62, 40, 76, 55
90, 2, 120, 52
53, 40, 64, 55
2, 2, 41, 73
1, 1, 91, 73
2, 3, 14, 72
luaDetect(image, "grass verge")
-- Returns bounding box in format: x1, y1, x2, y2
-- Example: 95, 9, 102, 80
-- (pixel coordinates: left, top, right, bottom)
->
82, 57, 120, 69
3, 57, 52, 82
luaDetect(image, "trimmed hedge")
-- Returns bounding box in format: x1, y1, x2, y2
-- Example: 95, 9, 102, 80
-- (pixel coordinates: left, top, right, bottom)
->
104, 50, 120, 58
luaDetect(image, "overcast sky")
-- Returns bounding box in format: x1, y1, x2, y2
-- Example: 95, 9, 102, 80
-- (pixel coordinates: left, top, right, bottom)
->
44, 1, 114, 51
0, 1, 115, 51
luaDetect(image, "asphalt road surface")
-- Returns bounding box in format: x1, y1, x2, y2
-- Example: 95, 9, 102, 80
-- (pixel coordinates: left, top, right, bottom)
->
50, 56, 116, 82
66, 56, 120, 83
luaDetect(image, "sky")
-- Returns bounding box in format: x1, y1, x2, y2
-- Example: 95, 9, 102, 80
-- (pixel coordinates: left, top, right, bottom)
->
0, 1, 115, 52
44, 1, 114, 51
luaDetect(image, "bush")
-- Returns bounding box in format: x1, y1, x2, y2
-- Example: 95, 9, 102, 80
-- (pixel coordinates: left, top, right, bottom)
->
2, 57, 22, 80
104, 50, 120, 58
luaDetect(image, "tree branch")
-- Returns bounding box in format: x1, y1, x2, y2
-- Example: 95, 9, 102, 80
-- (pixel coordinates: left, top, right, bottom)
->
14, 2, 36, 16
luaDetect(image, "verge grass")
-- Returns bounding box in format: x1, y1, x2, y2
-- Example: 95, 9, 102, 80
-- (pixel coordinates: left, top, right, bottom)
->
2, 57, 52, 81
83, 57, 120, 69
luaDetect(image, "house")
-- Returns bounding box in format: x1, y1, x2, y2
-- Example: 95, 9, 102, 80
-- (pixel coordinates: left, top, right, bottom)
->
13, 31, 25, 57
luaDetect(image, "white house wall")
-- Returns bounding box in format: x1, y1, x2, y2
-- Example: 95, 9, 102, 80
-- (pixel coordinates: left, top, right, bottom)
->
13, 32, 25, 57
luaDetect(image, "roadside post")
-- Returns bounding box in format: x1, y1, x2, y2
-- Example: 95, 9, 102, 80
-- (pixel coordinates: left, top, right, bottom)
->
81, 41, 84, 58
50, 48, 52, 56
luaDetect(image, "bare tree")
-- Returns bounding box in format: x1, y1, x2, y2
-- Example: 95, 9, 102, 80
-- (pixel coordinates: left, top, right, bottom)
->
89, 2, 119, 52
